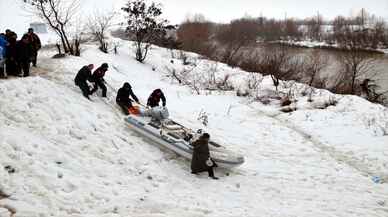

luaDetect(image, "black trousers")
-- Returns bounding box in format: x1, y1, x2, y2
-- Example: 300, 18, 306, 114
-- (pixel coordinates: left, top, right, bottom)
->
92, 80, 107, 97
6, 59, 18, 76
18, 61, 30, 77
117, 101, 133, 115
0, 59, 6, 78
208, 168, 215, 177
76, 81, 92, 99
31, 51, 38, 66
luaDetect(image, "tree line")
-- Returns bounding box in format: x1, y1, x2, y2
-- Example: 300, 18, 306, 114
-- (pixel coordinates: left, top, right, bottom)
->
23, 0, 387, 105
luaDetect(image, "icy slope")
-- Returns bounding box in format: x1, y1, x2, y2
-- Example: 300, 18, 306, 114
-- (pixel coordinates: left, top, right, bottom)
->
0, 44, 387, 217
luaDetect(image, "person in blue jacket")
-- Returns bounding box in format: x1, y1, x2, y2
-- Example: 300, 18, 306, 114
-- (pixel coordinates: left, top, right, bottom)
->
0, 33, 9, 78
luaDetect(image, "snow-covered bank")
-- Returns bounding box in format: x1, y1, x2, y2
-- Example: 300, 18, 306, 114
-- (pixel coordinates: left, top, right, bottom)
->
0, 41, 388, 217
277, 40, 388, 54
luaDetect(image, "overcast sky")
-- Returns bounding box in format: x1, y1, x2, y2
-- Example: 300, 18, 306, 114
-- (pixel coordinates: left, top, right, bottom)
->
83, 0, 388, 24
161, 0, 388, 23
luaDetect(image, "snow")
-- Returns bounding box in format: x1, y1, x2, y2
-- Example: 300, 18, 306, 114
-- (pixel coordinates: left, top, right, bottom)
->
0, 39, 388, 217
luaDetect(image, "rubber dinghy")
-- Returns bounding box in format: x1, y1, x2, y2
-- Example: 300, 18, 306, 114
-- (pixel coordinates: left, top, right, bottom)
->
124, 107, 245, 169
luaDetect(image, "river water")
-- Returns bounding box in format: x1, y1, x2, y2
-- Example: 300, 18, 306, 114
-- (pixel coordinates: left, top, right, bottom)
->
256, 45, 388, 104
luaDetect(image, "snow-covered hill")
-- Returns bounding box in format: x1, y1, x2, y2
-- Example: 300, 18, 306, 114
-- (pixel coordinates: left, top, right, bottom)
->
0, 40, 387, 217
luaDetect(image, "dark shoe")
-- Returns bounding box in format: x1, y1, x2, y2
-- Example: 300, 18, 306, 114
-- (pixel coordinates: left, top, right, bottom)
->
210, 176, 219, 180
191, 171, 198, 175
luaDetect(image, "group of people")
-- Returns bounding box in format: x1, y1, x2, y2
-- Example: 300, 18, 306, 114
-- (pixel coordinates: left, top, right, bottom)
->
0, 28, 41, 78
75, 64, 219, 179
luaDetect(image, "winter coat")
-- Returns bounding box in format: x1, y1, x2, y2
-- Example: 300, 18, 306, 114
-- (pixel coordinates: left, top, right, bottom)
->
75, 66, 93, 85
6, 39, 17, 60
27, 33, 41, 51
5, 32, 17, 43
92, 67, 107, 82
116, 87, 139, 104
147, 89, 166, 107
15, 40, 32, 62
0, 35, 8, 58
191, 138, 212, 173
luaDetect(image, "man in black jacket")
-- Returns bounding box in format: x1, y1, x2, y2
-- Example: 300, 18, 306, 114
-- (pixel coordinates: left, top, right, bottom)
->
75, 64, 95, 99
27, 28, 41, 67
16, 35, 33, 77
147, 89, 166, 108
191, 133, 218, 180
116, 82, 140, 115
91, 63, 109, 97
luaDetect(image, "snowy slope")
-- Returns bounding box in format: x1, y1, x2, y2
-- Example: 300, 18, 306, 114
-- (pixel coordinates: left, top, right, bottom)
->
0, 41, 388, 217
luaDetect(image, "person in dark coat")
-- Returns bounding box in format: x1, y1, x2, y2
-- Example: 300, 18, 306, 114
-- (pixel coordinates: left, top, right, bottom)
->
147, 89, 166, 108
16, 35, 33, 77
116, 82, 140, 115
5, 30, 17, 42
5, 33, 18, 76
75, 64, 95, 99
191, 133, 218, 179
0, 33, 8, 78
27, 28, 41, 67
91, 63, 109, 97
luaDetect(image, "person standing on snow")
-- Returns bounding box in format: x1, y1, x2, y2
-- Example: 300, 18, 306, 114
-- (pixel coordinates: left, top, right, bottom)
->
75, 64, 95, 99
116, 82, 140, 115
191, 133, 219, 180
147, 89, 166, 108
26, 28, 41, 67
15, 35, 33, 77
0, 33, 8, 78
4, 30, 18, 76
91, 63, 109, 98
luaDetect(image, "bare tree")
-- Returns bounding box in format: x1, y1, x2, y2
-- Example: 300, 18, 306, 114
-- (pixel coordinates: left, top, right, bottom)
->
260, 19, 284, 41
304, 49, 327, 86
283, 19, 302, 40
371, 19, 386, 48
333, 27, 380, 94
121, 0, 169, 63
256, 46, 303, 92
306, 14, 323, 41
29, 0, 80, 55
337, 50, 378, 94
87, 11, 116, 53
177, 17, 213, 56
215, 18, 260, 65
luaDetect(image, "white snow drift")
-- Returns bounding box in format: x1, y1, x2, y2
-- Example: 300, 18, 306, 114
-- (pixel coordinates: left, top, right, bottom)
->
0, 40, 387, 217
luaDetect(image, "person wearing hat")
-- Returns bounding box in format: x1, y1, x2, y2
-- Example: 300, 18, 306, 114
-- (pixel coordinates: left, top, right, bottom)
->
15, 34, 33, 77
116, 82, 140, 115
191, 133, 219, 180
147, 89, 166, 108
75, 64, 95, 99
91, 63, 109, 97
26, 28, 41, 67
4, 30, 18, 76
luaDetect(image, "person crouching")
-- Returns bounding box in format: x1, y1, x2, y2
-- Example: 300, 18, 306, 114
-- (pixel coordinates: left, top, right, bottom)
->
116, 82, 140, 115
91, 63, 109, 97
191, 133, 219, 180
75, 64, 95, 99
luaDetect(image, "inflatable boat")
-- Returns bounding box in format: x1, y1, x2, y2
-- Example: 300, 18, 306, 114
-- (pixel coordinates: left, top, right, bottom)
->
124, 110, 245, 169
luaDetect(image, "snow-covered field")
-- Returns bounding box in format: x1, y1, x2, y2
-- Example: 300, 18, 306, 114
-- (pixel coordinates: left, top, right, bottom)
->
0, 39, 388, 217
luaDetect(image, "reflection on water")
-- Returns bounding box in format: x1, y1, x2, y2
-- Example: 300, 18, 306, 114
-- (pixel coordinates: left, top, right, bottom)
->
255, 44, 388, 100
